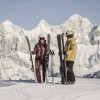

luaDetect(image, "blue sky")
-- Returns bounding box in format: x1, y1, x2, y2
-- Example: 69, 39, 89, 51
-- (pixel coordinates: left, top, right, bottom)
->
0, 0, 100, 30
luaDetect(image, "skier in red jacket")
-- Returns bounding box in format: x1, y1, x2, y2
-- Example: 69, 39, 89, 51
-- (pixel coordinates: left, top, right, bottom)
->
33, 34, 47, 83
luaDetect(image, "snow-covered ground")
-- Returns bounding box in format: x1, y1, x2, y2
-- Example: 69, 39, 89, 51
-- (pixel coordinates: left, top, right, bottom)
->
0, 77, 100, 100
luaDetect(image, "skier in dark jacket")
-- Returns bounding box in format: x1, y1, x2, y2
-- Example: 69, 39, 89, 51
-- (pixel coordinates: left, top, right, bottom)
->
32, 34, 47, 83
64, 30, 77, 84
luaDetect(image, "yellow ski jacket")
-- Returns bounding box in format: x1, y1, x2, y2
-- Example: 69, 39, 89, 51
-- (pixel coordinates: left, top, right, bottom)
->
65, 37, 77, 62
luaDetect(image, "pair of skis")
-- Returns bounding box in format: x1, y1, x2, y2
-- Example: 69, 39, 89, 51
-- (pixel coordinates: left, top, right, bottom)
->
57, 33, 68, 85
45, 34, 55, 84
45, 34, 50, 84
25, 36, 37, 83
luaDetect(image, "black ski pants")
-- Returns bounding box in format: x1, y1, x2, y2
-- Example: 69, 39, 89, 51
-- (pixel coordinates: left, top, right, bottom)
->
66, 61, 75, 82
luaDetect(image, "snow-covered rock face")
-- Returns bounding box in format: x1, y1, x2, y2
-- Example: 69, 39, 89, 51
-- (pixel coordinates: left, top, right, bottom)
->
61, 14, 93, 44
0, 14, 100, 80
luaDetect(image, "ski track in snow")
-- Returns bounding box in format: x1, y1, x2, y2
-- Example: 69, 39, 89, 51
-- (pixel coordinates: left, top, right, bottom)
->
0, 78, 100, 100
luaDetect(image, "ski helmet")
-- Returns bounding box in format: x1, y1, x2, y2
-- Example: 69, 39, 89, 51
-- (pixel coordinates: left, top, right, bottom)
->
38, 34, 45, 39
65, 30, 74, 36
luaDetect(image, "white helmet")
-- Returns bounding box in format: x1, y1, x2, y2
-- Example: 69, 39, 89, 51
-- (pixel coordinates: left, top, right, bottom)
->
65, 30, 74, 36
38, 34, 45, 39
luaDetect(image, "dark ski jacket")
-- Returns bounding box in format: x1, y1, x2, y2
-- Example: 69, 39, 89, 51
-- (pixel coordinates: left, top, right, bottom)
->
33, 42, 47, 62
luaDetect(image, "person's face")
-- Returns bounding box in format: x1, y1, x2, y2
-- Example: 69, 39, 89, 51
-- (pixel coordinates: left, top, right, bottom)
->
40, 38, 45, 43
67, 35, 73, 38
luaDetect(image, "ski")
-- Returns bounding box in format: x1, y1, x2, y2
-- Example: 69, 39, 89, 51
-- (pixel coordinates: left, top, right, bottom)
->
50, 50, 55, 85
45, 34, 50, 83
57, 34, 65, 84
25, 36, 37, 83
62, 33, 68, 85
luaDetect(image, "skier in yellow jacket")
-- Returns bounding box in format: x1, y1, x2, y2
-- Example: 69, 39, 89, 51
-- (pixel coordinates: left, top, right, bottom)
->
64, 30, 77, 84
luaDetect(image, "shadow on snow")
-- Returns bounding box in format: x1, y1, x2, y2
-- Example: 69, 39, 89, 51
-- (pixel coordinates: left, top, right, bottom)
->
0, 80, 36, 87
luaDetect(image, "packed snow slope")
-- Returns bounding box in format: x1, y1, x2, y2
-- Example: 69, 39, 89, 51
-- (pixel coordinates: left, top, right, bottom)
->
0, 78, 100, 100
0, 14, 100, 80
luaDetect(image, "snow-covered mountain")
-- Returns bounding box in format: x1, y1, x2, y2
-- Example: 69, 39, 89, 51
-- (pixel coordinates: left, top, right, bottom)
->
0, 14, 100, 80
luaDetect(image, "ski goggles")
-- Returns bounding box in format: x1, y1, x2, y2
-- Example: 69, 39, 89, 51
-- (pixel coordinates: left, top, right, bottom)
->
40, 38, 45, 40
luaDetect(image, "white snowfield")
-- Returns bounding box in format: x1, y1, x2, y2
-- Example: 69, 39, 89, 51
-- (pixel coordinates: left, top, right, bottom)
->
0, 78, 100, 100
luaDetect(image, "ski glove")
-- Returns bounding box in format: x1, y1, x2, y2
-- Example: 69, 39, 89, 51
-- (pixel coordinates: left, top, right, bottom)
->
50, 50, 55, 55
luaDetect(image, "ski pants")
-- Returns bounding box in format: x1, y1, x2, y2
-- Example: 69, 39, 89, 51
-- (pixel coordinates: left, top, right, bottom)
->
35, 59, 46, 83
66, 61, 75, 82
